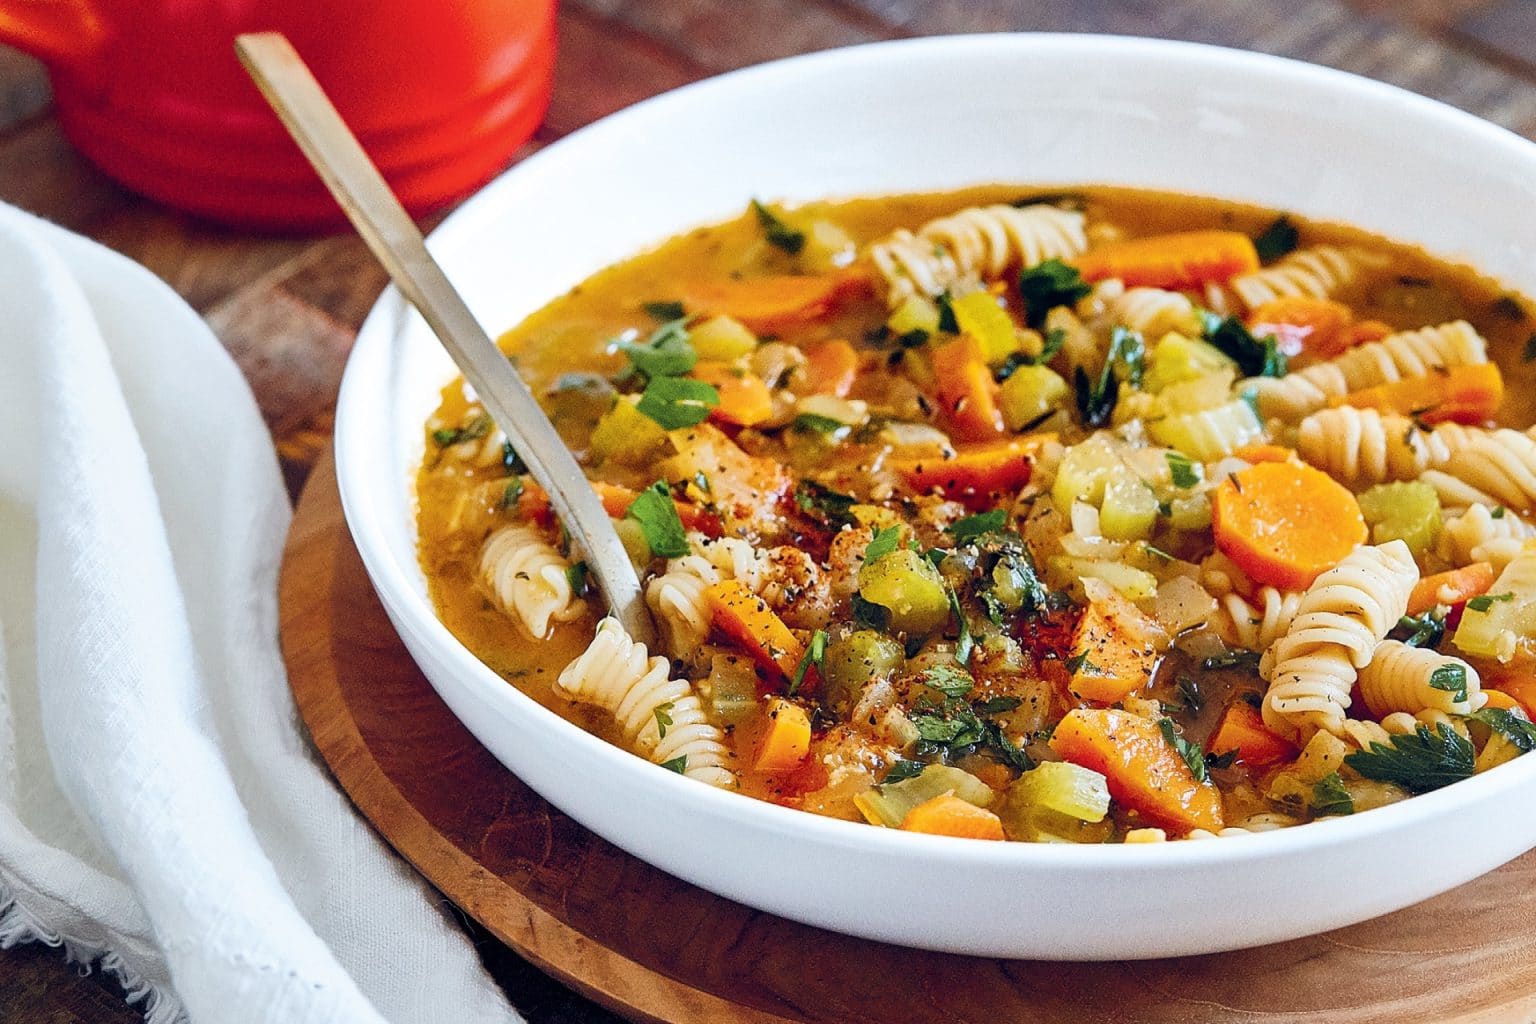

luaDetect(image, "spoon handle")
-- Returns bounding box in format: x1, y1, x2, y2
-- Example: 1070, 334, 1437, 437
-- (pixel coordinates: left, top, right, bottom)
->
236, 31, 656, 647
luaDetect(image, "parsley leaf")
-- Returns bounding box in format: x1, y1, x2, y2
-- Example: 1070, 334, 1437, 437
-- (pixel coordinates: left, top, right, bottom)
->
789, 629, 827, 697
850, 592, 889, 631
565, 561, 588, 598
921, 665, 975, 698
636, 375, 719, 429
1470, 707, 1536, 753
625, 481, 691, 559
1203, 313, 1287, 378
1175, 675, 1204, 714
935, 291, 960, 334
1202, 650, 1263, 672
1074, 363, 1119, 428
1167, 451, 1201, 489
1427, 662, 1469, 704
973, 696, 1023, 716
1159, 718, 1209, 783
618, 318, 696, 381
792, 412, 846, 434
642, 300, 687, 321
1018, 259, 1092, 328
948, 509, 1006, 545
1253, 215, 1300, 263
432, 413, 492, 448
948, 587, 974, 665
911, 705, 987, 748
1467, 592, 1514, 613
653, 702, 674, 740
881, 759, 926, 784
794, 480, 856, 528
1343, 722, 1475, 793
497, 478, 524, 512
751, 199, 805, 255
659, 755, 687, 774
864, 525, 902, 564
1390, 611, 1445, 649
1311, 772, 1355, 816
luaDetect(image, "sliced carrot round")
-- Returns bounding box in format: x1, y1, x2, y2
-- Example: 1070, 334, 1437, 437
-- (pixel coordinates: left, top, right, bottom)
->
1210, 461, 1366, 591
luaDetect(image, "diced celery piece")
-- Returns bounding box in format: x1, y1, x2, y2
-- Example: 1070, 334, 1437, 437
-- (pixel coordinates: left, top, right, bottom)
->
888, 293, 941, 338
613, 516, 653, 569
1144, 332, 1236, 392
690, 314, 758, 360
858, 549, 951, 634
1155, 369, 1235, 414
1357, 481, 1441, 555
1099, 469, 1159, 541
1052, 436, 1123, 509
705, 654, 761, 725
1167, 492, 1213, 531
999, 365, 1069, 431
998, 779, 1115, 843
1147, 399, 1262, 461
854, 764, 994, 827
1453, 596, 1535, 659
1009, 762, 1111, 822
1049, 556, 1159, 601
588, 395, 672, 466
952, 291, 1019, 363
821, 630, 905, 712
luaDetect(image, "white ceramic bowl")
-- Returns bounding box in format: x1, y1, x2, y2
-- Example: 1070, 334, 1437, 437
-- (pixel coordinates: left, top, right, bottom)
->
335, 34, 1536, 959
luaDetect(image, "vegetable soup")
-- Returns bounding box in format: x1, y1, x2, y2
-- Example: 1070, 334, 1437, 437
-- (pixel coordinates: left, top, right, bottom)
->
416, 186, 1536, 843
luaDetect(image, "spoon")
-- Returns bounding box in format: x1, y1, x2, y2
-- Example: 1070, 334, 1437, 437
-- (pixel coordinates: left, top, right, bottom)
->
236, 31, 657, 648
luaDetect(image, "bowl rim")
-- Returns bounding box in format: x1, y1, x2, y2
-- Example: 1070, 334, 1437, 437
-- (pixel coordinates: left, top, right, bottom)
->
337, 31, 1536, 877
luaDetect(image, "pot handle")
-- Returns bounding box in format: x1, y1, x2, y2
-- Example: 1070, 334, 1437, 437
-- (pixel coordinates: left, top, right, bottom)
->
0, 0, 106, 73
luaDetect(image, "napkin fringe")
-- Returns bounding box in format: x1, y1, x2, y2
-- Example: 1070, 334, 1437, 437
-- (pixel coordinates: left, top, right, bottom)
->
0, 885, 186, 1024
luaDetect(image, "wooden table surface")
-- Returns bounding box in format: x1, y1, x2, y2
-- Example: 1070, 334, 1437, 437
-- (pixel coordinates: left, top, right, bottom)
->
5, 1, 1536, 1020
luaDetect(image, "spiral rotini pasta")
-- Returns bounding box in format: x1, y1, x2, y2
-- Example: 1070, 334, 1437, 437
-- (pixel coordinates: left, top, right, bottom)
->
479, 524, 586, 638
556, 618, 736, 787
868, 203, 1087, 306
1295, 407, 1474, 486
1422, 429, 1536, 514
1357, 640, 1484, 718
1229, 245, 1385, 309
1245, 320, 1488, 422
1106, 286, 1201, 338
1213, 587, 1304, 653
645, 533, 764, 659
1437, 503, 1536, 569
1260, 541, 1419, 743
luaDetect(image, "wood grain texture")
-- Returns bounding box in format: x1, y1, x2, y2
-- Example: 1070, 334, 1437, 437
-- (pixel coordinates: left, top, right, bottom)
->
9, 0, 1536, 1018
285, 453, 1536, 1024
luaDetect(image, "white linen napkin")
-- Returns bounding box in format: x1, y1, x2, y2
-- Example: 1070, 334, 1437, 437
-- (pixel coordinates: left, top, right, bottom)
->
0, 203, 521, 1023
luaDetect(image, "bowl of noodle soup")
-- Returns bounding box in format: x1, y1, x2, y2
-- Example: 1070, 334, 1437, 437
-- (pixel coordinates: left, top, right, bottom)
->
335, 34, 1536, 958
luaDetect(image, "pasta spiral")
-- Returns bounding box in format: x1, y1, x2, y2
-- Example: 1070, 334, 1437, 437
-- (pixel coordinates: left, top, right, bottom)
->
1229, 245, 1384, 309
1106, 286, 1201, 338
1260, 541, 1419, 743
869, 204, 1087, 306
1438, 503, 1536, 569
1246, 320, 1488, 422
1213, 587, 1304, 653
1295, 407, 1474, 486
1357, 640, 1484, 718
479, 525, 586, 638
1423, 429, 1536, 514
556, 618, 736, 787
645, 533, 764, 659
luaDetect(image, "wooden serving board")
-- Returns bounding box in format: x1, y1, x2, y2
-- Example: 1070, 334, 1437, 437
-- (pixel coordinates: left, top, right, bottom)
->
281, 453, 1536, 1024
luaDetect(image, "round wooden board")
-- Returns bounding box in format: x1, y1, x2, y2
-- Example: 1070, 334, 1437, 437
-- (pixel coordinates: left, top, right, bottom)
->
281, 452, 1536, 1024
